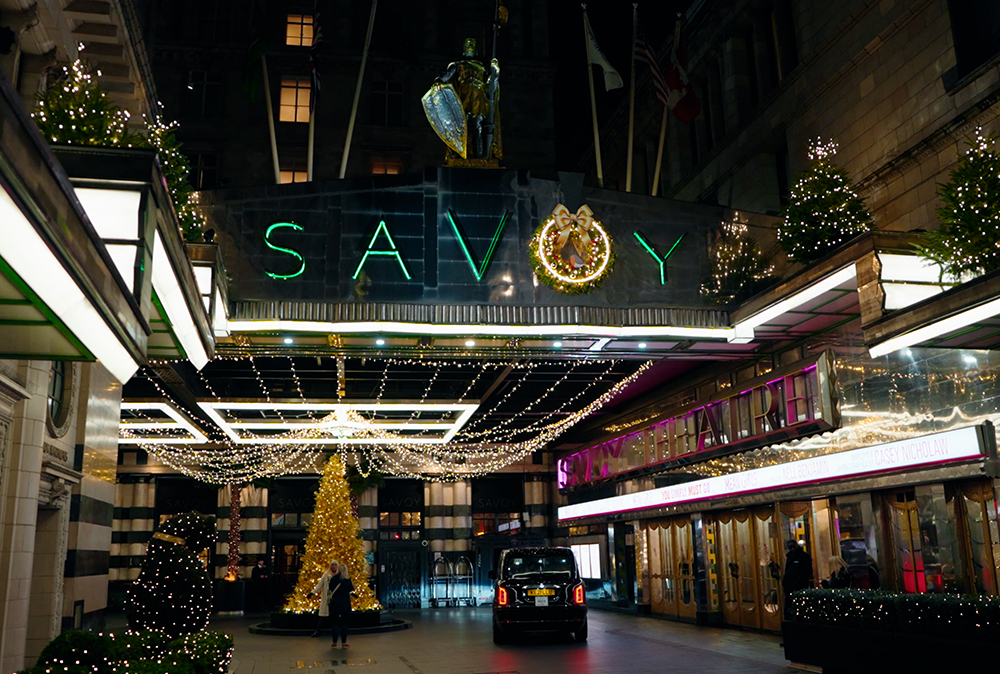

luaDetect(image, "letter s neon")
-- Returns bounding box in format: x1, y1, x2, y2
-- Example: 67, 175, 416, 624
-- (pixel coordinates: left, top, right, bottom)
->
264, 222, 305, 279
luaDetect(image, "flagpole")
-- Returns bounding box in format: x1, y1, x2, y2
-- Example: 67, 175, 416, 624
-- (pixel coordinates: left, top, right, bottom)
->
626, 3, 637, 193
651, 104, 667, 196
583, 5, 604, 188
340, 0, 378, 180
261, 55, 281, 184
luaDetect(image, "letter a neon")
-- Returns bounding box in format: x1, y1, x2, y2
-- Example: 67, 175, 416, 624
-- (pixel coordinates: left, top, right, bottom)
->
447, 209, 510, 281
634, 231, 686, 285
353, 220, 411, 280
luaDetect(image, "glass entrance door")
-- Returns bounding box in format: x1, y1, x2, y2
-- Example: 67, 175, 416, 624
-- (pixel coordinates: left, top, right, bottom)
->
886, 490, 925, 593
717, 511, 760, 629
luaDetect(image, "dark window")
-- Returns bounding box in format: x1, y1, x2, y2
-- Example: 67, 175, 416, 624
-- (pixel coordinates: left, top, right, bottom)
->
370, 80, 403, 126
706, 59, 726, 147
776, 141, 790, 207
197, 1, 234, 43
772, 0, 799, 80
948, 0, 1000, 78
47, 361, 66, 423
183, 70, 225, 119
190, 152, 218, 190
742, 27, 760, 110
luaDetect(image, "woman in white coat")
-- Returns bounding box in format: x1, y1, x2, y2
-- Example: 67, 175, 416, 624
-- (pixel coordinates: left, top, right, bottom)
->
307, 560, 355, 648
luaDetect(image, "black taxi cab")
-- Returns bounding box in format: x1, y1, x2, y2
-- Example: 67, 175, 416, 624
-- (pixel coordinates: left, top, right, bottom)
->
490, 546, 588, 644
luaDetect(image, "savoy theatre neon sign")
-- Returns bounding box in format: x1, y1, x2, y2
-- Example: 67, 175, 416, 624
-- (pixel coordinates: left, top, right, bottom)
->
558, 424, 992, 520
558, 354, 840, 489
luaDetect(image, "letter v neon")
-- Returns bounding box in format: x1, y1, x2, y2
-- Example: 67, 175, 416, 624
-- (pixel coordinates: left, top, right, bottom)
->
447, 209, 511, 281
634, 231, 686, 285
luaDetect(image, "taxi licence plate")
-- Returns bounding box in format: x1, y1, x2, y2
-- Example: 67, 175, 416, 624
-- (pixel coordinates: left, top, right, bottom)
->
527, 589, 555, 596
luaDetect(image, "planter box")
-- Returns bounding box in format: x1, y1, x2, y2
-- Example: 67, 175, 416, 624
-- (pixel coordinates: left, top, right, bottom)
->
782, 620, 995, 671
214, 579, 246, 612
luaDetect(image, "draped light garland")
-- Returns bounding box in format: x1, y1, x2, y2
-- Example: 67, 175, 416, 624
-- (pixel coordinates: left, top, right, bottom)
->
124, 358, 652, 483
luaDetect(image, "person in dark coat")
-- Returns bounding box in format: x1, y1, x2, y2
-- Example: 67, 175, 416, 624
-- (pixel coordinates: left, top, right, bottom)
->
250, 558, 268, 611
308, 560, 355, 648
782, 539, 813, 618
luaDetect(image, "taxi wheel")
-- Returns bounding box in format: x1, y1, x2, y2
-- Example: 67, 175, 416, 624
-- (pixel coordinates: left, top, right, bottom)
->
574, 619, 588, 643
493, 623, 507, 645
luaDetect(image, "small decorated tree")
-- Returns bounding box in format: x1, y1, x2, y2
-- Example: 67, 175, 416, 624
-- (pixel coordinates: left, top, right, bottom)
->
702, 212, 778, 304
284, 456, 380, 613
917, 127, 1000, 278
32, 59, 136, 147
778, 138, 873, 264
33, 58, 206, 242
127, 512, 217, 639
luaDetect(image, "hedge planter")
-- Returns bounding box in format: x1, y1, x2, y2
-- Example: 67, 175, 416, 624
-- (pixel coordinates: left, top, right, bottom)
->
214, 579, 246, 612
784, 589, 1000, 672
782, 619, 993, 672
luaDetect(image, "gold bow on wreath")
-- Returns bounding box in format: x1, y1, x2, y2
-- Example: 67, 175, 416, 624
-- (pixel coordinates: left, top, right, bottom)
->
551, 204, 596, 263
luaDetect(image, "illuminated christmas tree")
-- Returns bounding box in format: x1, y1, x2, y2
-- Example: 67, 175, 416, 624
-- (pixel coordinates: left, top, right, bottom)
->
702, 212, 778, 304
32, 58, 136, 147
778, 138, 873, 264
127, 511, 217, 639
284, 456, 380, 613
917, 127, 1000, 278
33, 58, 206, 242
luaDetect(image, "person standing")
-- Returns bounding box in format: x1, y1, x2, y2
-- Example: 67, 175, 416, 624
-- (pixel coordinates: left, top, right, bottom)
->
782, 539, 813, 619
308, 560, 355, 648
250, 558, 268, 612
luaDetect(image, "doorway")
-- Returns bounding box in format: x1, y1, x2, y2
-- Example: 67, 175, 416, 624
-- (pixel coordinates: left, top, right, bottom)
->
377, 541, 425, 608
714, 507, 781, 631
647, 517, 696, 620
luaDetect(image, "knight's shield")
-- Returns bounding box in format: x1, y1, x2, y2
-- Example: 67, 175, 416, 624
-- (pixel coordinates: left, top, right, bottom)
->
422, 82, 467, 158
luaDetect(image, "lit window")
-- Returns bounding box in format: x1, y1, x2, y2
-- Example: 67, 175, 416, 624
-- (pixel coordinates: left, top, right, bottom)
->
570, 543, 601, 579
280, 169, 308, 184
286, 14, 314, 47
279, 79, 310, 122
370, 156, 402, 175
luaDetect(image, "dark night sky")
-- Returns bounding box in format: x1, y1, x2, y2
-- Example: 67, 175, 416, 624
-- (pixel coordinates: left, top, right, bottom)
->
546, 0, 692, 171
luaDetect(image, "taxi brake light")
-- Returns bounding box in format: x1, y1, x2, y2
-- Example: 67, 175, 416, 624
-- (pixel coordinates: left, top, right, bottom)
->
498, 586, 509, 606
573, 583, 585, 605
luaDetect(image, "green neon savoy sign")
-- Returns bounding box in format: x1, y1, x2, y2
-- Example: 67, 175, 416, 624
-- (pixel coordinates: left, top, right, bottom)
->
634, 231, 686, 285
264, 222, 306, 279
447, 209, 510, 281
352, 220, 411, 280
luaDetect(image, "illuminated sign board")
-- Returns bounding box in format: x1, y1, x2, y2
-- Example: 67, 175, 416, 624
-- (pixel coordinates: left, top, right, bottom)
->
558, 354, 839, 489
558, 424, 989, 520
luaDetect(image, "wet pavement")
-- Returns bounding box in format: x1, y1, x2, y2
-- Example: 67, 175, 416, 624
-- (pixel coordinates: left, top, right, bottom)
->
191, 607, 790, 674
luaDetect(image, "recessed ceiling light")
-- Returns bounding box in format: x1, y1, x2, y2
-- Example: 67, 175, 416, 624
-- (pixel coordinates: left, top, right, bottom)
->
465, 340, 476, 347
638, 342, 647, 349
553, 341, 563, 348
283, 337, 293, 344
376, 338, 386, 346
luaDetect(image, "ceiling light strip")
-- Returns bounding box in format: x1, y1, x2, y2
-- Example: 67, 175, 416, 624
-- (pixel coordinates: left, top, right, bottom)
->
869, 295, 1000, 357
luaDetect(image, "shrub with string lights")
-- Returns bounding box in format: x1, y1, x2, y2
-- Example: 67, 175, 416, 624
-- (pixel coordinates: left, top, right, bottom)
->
701, 212, 778, 304
778, 138, 873, 265
126, 512, 217, 639
284, 455, 381, 614
32, 58, 205, 242
917, 127, 1000, 279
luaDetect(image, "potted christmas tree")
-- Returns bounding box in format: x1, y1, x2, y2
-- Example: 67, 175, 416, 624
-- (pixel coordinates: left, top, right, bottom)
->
778, 138, 873, 265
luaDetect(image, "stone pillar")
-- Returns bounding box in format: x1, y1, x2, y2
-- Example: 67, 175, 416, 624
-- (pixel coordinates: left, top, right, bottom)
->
357, 486, 377, 577
525, 475, 548, 537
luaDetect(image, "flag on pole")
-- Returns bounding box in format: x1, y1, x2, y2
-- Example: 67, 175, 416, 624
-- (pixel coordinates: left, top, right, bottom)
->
665, 18, 699, 123
309, 0, 324, 112
583, 9, 623, 91
634, 26, 669, 106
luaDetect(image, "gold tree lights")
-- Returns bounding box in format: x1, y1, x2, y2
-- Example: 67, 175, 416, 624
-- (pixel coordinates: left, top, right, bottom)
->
284, 455, 381, 613
778, 138, 873, 265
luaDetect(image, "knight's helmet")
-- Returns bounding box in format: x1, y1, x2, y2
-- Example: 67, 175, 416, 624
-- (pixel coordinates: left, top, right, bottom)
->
463, 37, 478, 57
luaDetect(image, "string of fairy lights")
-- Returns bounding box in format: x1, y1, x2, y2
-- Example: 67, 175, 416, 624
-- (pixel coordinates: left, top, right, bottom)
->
126, 357, 651, 483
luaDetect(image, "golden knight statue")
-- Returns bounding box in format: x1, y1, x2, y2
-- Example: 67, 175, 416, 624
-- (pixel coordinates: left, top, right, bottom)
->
422, 37, 503, 165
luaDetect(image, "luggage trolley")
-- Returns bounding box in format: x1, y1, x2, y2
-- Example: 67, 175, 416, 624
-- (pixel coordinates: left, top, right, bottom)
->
451, 556, 476, 606
431, 557, 453, 607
